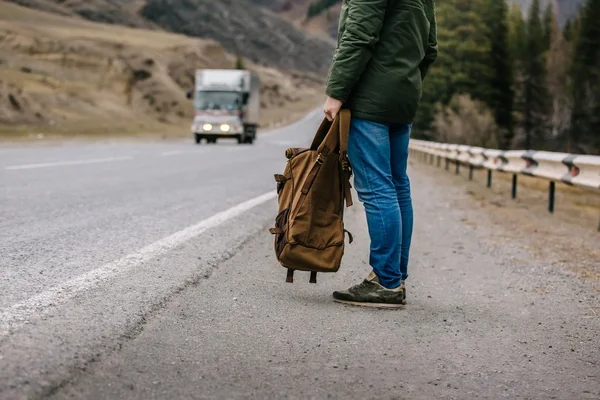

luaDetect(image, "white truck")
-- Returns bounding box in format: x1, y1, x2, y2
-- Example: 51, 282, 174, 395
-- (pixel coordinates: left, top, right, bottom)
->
187, 69, 260, 145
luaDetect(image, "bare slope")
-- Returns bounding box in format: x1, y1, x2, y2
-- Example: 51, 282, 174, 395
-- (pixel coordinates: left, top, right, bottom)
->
5, 0, 336, 75
139, 0, 334, 75
0, 1, 322, 136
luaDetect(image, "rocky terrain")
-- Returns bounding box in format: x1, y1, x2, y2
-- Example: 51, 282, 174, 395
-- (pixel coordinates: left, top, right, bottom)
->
249, 0, 341, 38
139, 0, 334, 75
0, 1, 325, 137
6, 0, 335, 75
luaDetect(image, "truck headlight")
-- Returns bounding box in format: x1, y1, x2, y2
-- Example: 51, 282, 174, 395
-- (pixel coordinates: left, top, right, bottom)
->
203, 123, 213, 132
220, 124, 231, 132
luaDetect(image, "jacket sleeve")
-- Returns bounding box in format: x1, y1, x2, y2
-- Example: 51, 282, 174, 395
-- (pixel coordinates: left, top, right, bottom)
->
325, 0, 389, 102
419, 0, 438, 80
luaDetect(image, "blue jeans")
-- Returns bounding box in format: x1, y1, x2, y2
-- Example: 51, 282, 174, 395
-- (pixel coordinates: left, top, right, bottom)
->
348, 118, 413, 289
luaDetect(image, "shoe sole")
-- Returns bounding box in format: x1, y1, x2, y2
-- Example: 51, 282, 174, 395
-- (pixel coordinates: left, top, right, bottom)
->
333, 299, 406, 309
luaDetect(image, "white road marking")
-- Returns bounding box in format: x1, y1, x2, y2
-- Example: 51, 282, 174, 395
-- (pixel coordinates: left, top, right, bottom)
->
0, 190, 277, 338
4, 156, 133, 171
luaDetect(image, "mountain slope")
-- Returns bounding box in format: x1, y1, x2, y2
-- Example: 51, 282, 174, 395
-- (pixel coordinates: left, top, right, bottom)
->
248, 0, 340, 38
0, 1, 323, 136
140, 0, 334, 75
4, 0, 153, 27
5, 0, 335, 75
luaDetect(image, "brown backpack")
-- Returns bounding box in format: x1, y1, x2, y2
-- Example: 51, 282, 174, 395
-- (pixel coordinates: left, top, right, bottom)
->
269, 109, 354, 284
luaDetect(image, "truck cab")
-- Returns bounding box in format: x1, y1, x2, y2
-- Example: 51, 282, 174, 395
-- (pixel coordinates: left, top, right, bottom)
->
188, 69, 260, 145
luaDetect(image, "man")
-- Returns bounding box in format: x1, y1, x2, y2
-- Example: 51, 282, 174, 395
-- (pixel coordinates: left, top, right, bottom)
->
324, 0, 438, 307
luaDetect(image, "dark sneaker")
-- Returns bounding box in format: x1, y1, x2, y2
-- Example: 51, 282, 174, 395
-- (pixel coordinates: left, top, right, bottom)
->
333, 271, 406, 308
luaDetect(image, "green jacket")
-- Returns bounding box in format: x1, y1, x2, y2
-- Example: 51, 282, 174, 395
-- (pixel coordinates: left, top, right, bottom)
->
326, 0, 438, 124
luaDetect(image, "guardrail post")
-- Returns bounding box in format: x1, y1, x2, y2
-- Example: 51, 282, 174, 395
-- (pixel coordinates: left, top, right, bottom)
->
512, 174, 518, 199
548, 181, 555, 213
469, 165, 474, 180
445, 158, 449, 171
437, 156, 441, 168
487, 170, 492, 188
455, 161, 460, 175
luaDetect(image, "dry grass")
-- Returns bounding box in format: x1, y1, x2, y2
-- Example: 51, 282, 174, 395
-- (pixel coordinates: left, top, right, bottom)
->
412, 157, 600, 283
0, 1, 323, 140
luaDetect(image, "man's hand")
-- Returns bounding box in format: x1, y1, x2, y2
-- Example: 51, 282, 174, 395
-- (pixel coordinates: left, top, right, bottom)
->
323, 96, 343, 122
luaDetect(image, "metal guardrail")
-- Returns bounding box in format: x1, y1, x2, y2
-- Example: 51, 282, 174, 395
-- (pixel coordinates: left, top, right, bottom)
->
408, 139, 600, 230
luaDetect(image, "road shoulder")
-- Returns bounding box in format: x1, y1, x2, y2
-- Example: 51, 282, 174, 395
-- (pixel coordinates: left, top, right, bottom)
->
50, 163, 600, 400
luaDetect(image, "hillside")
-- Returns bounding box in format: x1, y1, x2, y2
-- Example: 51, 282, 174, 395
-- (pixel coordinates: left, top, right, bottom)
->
248, 0, 341, 38
139, 0, 334, 75
0, 1, 324, 137
5, 0, 335, 75
5, 0, 153, 27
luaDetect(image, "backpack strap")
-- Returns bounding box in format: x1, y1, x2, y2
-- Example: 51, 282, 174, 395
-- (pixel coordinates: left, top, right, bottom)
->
337, 110, 354, 207
309, 117, 332, 150
316, 118, 340, 159
301, 116, 341, 194
338, 109, 351, 155
303, 111, 353, 207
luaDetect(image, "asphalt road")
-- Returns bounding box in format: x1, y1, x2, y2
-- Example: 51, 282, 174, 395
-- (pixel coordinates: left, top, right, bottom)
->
1, 111, 599, 399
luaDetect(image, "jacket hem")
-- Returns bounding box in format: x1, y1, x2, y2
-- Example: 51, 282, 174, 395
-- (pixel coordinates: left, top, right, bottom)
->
348, 109, 415, 125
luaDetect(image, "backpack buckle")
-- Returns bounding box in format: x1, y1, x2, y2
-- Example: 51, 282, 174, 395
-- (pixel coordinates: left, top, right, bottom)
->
316, 153, 325, 165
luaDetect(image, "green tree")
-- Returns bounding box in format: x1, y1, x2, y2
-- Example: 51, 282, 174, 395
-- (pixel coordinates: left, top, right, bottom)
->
563, 18, 573, 40
546, 4, 574, 150
484, 0, 514, 149
306, 0, 340, 19
508, 2, 527, 61
414, 0, 493, 139
519, 0, 550, 149
235, 54, 245, 70
542, 1, 554, 51
570, 0, 600, 154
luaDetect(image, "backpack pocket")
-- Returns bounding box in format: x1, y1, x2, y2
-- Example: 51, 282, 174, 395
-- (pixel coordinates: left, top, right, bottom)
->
272, 208, 289, 258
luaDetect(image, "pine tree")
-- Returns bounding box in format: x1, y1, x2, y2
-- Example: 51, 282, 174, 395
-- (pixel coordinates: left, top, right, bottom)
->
570, 0, 600, 154
306, 0, 340, 19
414, 1, 453, 138
414, 0, 493, 138
563, 18, 573, 40
542, 1, 554, 51
546, 3, 573, 150
508, 3, 527, 149
446, 0, 494, 103
484, 0, 514, 149
235, 54, 245, 70
508, 3, 527, 61
521, 0, 550, 149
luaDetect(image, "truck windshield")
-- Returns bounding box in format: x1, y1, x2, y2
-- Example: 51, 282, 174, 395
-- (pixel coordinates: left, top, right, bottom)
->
194, 91, 242, 111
